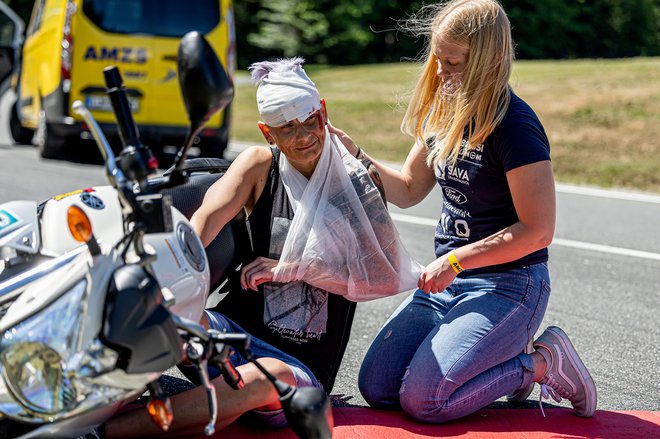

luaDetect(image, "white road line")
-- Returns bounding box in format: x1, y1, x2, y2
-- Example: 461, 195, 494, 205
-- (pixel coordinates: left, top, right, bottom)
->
552, 238, 660, 261
390, 213, 660, 262
555, 183, 660, 204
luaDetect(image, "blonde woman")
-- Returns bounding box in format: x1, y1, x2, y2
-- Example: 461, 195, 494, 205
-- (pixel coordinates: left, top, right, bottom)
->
331, 0, 596, 423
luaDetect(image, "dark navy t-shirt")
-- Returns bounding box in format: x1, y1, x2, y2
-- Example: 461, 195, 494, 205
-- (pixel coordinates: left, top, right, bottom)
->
433, 92, 551, 274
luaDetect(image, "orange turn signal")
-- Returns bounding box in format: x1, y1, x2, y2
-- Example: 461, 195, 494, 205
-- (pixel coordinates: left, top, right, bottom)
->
67, 205, 93, 243
147, 397, 174, 432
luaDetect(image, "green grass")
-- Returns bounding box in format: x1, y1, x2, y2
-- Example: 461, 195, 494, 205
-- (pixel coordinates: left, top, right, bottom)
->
231, 57, 660, 193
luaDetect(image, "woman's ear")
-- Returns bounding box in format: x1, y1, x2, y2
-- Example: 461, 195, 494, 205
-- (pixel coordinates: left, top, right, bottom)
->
258, 122, 274, 145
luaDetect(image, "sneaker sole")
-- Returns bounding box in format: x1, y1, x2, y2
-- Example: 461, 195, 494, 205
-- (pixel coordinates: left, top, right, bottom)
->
545, 326, 597, 417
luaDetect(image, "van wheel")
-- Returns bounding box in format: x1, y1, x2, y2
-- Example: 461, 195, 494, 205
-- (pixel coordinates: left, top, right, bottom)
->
9, 101, 34, 145
34, 106, 65, 159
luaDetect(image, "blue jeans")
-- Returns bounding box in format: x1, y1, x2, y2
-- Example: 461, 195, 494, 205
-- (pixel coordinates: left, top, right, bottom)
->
358, 263, 550, 423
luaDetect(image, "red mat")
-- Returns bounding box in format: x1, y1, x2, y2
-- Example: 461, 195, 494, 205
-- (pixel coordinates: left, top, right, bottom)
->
214, 408, 660, 439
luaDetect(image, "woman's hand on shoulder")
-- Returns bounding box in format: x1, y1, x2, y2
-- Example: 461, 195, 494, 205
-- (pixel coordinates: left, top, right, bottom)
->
328, 124, 436, 208
327, 123, 360, 157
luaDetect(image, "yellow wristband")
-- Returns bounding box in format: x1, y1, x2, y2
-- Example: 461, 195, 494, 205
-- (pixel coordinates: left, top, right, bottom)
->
448, 252, 464, 274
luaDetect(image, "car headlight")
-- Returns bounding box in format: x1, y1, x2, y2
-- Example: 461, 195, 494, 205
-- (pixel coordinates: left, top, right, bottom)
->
0, 279, 86, 418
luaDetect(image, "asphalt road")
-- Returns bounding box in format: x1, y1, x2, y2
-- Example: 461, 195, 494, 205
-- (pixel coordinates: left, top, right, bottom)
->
0, 89, 658, 414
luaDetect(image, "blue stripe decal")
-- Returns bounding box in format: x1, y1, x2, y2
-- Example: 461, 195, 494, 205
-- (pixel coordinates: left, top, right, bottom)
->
0, 209, 18, 231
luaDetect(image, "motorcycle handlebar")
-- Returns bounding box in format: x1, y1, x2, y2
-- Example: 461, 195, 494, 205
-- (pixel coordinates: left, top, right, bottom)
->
103, 66, 141, 149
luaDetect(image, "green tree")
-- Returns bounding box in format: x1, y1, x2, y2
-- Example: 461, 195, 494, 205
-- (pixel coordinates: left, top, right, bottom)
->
321, 0, 425, 64
244, 0, 425, 65
503, 0, 586, 58
619, 0, 659, 56
247, 0, 329, 62
506, 0, 660, 58
232, 0, 262, 68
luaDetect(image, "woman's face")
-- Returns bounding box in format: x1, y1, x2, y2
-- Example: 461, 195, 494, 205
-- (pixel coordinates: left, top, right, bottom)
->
432, 36, 469, 84
259, 104, 327, 178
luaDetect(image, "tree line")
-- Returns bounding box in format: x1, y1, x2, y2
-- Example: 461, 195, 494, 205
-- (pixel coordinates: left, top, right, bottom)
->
4, 0, 659, 68
234, 0, 660, 67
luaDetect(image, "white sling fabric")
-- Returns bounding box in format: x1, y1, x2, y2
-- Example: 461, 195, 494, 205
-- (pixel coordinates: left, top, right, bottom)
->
272, 127, 423, 301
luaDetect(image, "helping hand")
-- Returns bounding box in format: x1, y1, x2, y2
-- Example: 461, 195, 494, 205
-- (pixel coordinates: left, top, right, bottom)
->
327, 123, 360, 157
240, 256, 279, 291
417, 254, 457, 294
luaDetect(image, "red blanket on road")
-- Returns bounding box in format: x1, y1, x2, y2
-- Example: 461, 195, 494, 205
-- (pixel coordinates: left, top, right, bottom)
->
209, 407, 659, 438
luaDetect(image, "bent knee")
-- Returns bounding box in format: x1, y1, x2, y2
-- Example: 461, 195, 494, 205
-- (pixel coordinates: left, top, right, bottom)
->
399, 392, 457, 423
358, 367, 400, 408
399, 377, 459, 423
253, 358, 296, 386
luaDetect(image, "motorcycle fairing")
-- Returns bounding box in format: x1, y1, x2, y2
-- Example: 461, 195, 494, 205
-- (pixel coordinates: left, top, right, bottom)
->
40, 186, 123, 257
0, 201, 40, 256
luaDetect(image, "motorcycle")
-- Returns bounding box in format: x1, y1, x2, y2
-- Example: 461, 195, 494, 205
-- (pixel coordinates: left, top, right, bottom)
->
0, 32, 332, 439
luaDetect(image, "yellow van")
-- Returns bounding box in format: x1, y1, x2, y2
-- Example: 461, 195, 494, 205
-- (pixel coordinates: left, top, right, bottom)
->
13, 0, 236, 160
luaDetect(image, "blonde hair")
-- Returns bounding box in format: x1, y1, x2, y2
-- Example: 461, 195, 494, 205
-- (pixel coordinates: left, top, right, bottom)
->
401, 0, 514, 168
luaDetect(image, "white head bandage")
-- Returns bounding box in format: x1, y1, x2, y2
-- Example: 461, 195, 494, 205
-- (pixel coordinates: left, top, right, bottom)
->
249, 57, 321, 127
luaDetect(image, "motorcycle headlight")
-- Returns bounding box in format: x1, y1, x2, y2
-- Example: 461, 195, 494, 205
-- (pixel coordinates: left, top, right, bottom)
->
0, 279, 85, 418
1, 342, 76, 415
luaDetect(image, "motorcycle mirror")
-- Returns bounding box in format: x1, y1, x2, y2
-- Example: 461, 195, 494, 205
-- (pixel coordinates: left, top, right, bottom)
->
175, 31, 233, 167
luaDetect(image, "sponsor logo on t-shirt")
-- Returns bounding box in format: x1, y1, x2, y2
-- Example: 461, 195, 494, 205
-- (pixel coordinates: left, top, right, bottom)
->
443, 186, 468, 204
439, 213, 472, 239
459, 141, 484, 164
446, 165, 470, 185
437, 159, 446, 180
442, 199, 472, 218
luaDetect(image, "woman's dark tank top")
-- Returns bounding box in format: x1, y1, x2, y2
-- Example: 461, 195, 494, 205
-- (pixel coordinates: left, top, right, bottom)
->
213, 148, 357, 392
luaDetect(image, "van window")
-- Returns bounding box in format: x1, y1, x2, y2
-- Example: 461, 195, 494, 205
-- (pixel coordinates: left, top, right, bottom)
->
82, 0, 220, 37
0, 14, 16, 45
27, 0, 47, 36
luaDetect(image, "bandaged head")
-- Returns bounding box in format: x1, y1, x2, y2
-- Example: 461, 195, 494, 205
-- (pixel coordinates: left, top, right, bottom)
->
249, 57, 321, 127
